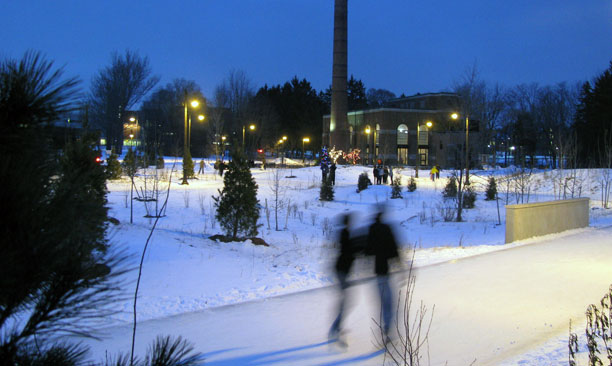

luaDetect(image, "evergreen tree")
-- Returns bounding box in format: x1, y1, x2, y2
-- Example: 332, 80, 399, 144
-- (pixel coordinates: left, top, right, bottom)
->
407, 176, 417, 192
123, 147, 139, 178
391, 177, 403, 198
320, 177, 335, 201
213, 150, 260, 240
0, 52, 125, 364
357, 172, 369, 192
574, 61, 612, 166
156, 155, 165, 169
183, 149, 195, 180
443, 175, 458, 199
485, 176, 498, 200
463, 184, 477, 208
106, 153, 122, 179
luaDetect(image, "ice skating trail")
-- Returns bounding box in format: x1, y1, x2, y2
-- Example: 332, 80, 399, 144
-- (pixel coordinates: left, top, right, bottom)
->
81, 226, 612, 366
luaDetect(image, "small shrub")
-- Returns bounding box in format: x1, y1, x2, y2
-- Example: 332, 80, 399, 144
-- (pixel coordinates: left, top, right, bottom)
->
391, 177, 403, 199
183, 151, 194, 179
463, 184, 476, 208
407, 177, 417, 192
156, 156, 165, 169
437, 201, 456, 222
106, 153, 122, 180
485, 176, 497, 200
122, 148, 138, 179
443, 175, 458, 199
357, 172, 370, 192
320, 177, 334, 201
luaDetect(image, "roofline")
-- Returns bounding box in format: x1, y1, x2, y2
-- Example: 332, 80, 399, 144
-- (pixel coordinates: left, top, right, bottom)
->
389, 92, 459, 102
323, 107, 455, 118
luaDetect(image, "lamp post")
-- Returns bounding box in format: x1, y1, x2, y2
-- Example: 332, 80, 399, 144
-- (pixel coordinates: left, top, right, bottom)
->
182, 95, 201, 185
365, 126, 371, 165
277, 138, 284, 166
281, 136, 287, 166
415, 121, 433, 178
451, 112, 470, 184
302, 137, 310, 164
242, 124, 256, 156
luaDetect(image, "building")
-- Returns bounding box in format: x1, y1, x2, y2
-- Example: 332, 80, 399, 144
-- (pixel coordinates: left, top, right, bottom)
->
122, 111, 141, 148
323, 92, 479, 169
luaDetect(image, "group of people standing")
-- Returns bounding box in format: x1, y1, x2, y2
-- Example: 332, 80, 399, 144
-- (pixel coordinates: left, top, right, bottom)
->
321, 162, 337, 185
372, 164, 393, 185
329, 210, 401, 346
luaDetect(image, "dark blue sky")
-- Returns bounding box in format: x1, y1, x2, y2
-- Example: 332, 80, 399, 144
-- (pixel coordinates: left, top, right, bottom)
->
2, 1, 610, 101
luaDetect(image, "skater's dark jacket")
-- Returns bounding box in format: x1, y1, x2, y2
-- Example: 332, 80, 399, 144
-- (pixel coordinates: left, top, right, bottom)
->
335, 228, 356, 274
366, 218, 399, 275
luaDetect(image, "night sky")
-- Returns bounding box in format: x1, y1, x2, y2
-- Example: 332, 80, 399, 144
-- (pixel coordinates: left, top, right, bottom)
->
2, 1, 610, 101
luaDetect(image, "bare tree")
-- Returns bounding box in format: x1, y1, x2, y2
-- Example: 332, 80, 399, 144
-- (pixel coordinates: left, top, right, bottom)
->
209, 85, 230, 161
219, 69, 254, 132
140, 79, 204, 159
269, 168, 287, 231
90, 50, 159, 152
375, 253, 434, 366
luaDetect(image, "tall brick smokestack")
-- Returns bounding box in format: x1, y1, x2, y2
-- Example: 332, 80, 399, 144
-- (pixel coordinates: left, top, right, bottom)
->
329, 0, 349, 151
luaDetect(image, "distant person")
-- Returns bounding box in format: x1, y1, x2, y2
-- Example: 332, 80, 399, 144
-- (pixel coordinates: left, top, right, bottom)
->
329, 213, 358, 346
321, 162, 329, 183
435, 165, 441, 180
198, 159, 205, 175
383, 166, 389, 184
373, 165, 379, 185
366, 210, 400, 343
330, 163, 337, 185
377, 165, 384, 185
219, 161, 226, 177
388, 167, 394, 183
430, 165, 438, 181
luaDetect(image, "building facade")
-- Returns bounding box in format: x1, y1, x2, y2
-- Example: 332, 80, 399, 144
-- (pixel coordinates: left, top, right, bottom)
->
323, 92, 479, 169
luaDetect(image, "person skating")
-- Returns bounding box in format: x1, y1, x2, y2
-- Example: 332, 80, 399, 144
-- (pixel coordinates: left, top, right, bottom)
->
329, 213, 358, 346
366, 209, 400, 344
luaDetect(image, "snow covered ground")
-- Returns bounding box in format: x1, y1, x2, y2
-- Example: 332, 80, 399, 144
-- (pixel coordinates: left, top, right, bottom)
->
84, 159, 612, 364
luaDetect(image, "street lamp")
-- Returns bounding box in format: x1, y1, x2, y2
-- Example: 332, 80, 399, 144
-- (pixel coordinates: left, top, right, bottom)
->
415, 121, 433, 178
365, 126, 371, 165
182, 94, 202, 185
242, 124, 256, 155
451, 112, 470, 184
302, 137, 310, 164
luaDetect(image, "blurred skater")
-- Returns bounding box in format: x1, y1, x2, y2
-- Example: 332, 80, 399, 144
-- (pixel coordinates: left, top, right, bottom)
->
329, 213, 357, 346
366, 209, 399, 343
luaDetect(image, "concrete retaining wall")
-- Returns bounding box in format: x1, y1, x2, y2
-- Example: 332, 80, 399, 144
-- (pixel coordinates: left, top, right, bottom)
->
505, 198, 589, 243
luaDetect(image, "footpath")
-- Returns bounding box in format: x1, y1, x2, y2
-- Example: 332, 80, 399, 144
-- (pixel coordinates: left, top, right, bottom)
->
82, 226, 612, 365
